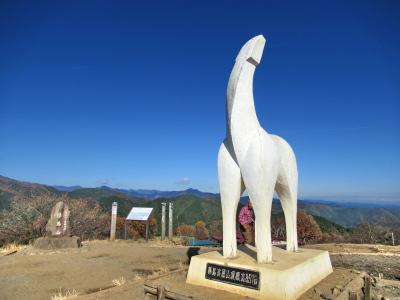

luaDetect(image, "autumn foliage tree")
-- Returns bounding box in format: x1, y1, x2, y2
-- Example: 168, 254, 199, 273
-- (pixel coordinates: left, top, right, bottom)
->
129, 217, 157, 239
270, 211, 323, 244
195, 220, 209, 240
0, 194, 110, 246
175, 221, 210, 240
208, 220, 223, 239
349, 223, 387, 244
297, 210, 322, 244
67, 198, 110, 240
175, 224, 196, 237
271, 214, 286, 241
114, 216, 157, 240
0, 199, 48, 245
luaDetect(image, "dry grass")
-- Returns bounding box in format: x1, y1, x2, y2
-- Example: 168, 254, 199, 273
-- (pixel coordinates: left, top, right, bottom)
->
50, 289, 78, 300
133, 273, 143, 281
159, 265, 169, 274
112, 276, 126, 286
0, 243, 27, 254
178, 261, 186, 270
147, 265, 171, 279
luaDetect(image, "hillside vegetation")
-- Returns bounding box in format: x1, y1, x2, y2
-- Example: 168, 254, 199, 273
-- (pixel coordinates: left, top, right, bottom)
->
299, 202, 400, 228
0, 190, 13, 210
1, 175, 399, 246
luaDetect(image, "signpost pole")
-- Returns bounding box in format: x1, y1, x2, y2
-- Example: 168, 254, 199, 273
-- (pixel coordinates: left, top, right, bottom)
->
110, 202, 118, 241
161, 203, 166, 240
168, 202, 173, 240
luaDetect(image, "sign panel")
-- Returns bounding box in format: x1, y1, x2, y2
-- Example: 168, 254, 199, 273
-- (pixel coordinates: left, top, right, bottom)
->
126, 207, 153, 221
205, 263, 260, 290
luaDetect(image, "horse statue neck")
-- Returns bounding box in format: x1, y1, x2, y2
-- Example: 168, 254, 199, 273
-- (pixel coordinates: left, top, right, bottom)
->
225, 35, 266, 159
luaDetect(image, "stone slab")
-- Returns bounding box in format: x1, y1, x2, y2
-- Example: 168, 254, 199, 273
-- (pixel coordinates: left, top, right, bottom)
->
33, 236, 81, 250
186, 246, 333, 300
46, 201, 70, 237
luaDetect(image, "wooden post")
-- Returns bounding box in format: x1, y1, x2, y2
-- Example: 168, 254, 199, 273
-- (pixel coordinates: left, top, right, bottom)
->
349, 291, 358, 300
392, 232, 395, 246
161, 203, 166, 240
364, 276, 371, 300
156, 285, 166, 300
110, 202, 118, 240
168, 202, 173, 240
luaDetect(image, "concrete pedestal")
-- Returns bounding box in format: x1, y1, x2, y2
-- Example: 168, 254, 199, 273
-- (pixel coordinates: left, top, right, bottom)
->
33, 236, 81, 250
186, 246, 332, 300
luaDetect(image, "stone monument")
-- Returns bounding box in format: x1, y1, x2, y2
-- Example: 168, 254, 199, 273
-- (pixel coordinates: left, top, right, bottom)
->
186, 35, 333, 299
46, 201, 71, 237
34, 201, 81, 249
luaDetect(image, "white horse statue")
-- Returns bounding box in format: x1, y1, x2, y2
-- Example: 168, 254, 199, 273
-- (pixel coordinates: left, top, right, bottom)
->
218, 35, 298, 263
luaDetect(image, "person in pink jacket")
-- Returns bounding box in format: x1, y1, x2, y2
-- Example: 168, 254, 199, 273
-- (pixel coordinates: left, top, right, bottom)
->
239, 200, 255, 246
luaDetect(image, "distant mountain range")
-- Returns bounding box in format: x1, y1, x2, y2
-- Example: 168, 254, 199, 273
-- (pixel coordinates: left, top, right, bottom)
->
51, 184, 218, 200
1, 175, 399, 230
52, 184, 400, 208
52, 185, 83, 192
101, 186, 218, 200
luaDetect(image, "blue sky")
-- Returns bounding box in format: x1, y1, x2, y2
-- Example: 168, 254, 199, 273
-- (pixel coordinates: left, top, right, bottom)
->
1, 1, 399, 203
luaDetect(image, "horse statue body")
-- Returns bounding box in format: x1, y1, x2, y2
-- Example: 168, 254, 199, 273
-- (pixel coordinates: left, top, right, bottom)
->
218, 35, 298, 263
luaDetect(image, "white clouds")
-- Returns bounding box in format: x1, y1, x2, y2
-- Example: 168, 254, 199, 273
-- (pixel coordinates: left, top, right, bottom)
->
175, 177, 191, 185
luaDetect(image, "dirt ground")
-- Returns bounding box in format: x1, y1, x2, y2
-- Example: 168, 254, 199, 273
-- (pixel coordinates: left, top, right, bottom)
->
0, 239, 197, 300
0, 241, 399, 300
303, 244, 400, 280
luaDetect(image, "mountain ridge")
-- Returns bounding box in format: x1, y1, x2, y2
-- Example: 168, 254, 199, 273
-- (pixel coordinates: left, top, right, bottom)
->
51, 184, 219, 200
1, 175, 399, 229
51, 183, 400, 207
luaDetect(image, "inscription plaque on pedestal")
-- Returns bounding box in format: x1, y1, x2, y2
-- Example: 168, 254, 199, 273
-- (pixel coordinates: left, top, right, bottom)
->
205, 263, 260, 290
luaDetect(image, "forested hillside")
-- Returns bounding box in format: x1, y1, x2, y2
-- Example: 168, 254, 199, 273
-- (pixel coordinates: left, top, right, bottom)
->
1, 175, 399, 246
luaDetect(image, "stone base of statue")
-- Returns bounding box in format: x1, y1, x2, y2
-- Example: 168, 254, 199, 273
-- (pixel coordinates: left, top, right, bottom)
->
186, 245, 332, 300
33, 236, 81, 250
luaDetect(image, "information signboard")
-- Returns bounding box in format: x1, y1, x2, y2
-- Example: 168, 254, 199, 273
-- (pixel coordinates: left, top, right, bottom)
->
126, 207, 153, 221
